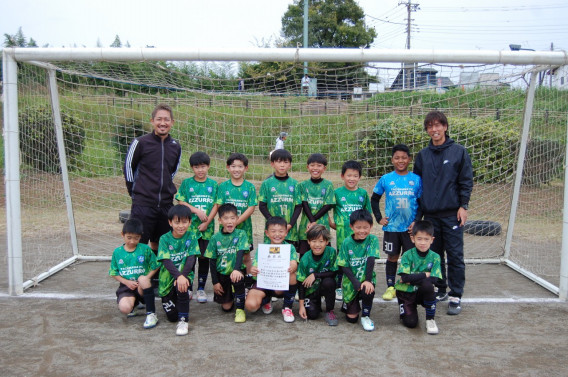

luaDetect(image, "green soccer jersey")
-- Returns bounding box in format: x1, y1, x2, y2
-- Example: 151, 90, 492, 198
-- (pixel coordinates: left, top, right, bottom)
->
337, 235, 380, 304
395, 247, 442, 293
204, 229, 250, 275
333, 186, 371, 249
216, 179, 257, 245
175, 177, 218, 240
252, 242, 299, 281
296, 246, 338, 296
297, 178, 336, 240
258, 175, 300, 242
109, 243, 160, 281
157, 230, 201, 297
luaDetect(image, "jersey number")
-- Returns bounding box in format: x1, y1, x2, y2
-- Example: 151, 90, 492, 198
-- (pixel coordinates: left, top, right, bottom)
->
396, 198, 409, 209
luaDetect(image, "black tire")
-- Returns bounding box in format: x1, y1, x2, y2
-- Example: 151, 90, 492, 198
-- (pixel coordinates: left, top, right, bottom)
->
119, 210, 130, 223
464, 220, 502, 236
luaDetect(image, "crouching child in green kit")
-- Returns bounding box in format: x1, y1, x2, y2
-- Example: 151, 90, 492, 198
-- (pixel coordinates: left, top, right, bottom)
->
204, 203, 250, 323
396, 220, 442, 335
109, 218, 160, 329
158, 205, 201, 336
297, 224, 338, 326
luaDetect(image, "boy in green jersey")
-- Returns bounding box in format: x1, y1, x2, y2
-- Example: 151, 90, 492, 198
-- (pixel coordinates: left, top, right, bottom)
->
337, 209, 379, 332
216, 153, 257, 288
396, 220, 442, 335
157, 205, 201, 336
175, 151, 218, 304
245, 217, 299, 323
205, 204, 250, 323
329, 160, 371, 301
258, 149, 302, 246
297, 153, 336, 258
297, 224, 338, 326
109, 218, 160, 329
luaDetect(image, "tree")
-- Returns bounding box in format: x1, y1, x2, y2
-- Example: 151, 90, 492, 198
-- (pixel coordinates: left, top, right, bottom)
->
281, 0, 376, 48
110, 35, 122, 48
3, 27, 31, 47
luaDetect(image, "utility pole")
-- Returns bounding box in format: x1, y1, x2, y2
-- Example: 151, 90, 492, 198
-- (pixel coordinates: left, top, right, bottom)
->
399, 0, 419, 89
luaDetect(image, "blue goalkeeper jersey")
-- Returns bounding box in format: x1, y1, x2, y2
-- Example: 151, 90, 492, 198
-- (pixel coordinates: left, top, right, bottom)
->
373, 171, 422, 232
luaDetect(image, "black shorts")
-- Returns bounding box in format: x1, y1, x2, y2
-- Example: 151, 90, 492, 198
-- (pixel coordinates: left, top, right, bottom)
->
396, 289, 427, 318
249, 281, 278, 298
303, 291, 323, 317
383, 231, 414, 257
130, 204, 172, 244
341, 293, 362, 315
116, 283, 144, 305
214, 273, 235, 304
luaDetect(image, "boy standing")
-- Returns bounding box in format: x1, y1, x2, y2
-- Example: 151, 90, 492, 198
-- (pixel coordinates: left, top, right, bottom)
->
245, 217, 299, 323
371, 144, 422, 301
396, 220, 442, 335
329, 160, 371, 301
175, 151, 218, 303
205, 204, 250, 323
297, 224, 338, 326
109, 218, 160, 329
297, 153, 336, 257
258, 149, 302, 246
337, 209, 379, 331
157, 205, 201, 336
216, 153, 257, 287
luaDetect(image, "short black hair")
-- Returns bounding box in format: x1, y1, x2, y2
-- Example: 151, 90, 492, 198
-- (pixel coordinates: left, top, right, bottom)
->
265, 216, 288, 230
168, 204, 192, 221
349, 209, 373, 226
392, 144, 410, 157
189, 151, 210, 167
411, 220, 435, 237
122, 218, 143, 235
270, 149, 292, 163
424, 111, 449, 132
218, 203, 238, 218
227, 152, 248, 167
306, 224, 331, 242
307, 153, 327, 166
341, 160, 362, 176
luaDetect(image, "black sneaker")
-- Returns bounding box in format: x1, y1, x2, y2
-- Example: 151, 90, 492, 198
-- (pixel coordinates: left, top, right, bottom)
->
436, 291, 448, 302
447, 296, 462, 315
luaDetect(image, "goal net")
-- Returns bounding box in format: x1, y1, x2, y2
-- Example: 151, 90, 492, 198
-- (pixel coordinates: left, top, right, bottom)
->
2, 48, 567, 297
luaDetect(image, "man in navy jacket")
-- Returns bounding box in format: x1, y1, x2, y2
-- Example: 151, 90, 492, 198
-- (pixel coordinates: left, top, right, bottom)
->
413, 111, 473, 315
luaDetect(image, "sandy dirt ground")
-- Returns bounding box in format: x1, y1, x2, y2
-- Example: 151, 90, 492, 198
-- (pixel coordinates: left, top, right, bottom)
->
0, 261, 566, 377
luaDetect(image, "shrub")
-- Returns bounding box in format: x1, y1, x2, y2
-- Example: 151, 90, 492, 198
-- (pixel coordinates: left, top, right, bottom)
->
19, 106, 85, 173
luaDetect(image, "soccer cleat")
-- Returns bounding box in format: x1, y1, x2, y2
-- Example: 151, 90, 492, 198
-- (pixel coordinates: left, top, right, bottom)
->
234, 309, 246, 323
335, 288, 343, 301
426, 319, 439, 335
176, 318, 189, 336
436, 291, 448, 302
282, 307, 295, 323
324, 310, 338, 326
261, 302, 273, 315
360, 316, 375, 331
127, 309, 138, 318
447, 296, 462, 315
143, 313, 158, 329
382, 286, 396, 301
271, 296, 278, 302
196, 289, 207, 303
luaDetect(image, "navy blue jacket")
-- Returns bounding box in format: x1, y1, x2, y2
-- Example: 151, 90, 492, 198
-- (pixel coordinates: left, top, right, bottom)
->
413, 137, 473, 218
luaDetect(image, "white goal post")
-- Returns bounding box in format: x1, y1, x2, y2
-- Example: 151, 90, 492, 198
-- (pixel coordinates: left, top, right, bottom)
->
3, 47, 568, 299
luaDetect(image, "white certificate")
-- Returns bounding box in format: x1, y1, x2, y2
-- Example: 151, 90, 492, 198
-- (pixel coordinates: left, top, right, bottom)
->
256, 243, 291, 291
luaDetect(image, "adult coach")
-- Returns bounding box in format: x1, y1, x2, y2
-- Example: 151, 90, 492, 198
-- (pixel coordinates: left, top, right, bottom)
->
413, 111, 473, 315
124, 104, 182, 253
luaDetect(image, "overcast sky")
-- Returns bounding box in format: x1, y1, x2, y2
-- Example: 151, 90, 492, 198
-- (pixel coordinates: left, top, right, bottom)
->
2, 0, 567, 52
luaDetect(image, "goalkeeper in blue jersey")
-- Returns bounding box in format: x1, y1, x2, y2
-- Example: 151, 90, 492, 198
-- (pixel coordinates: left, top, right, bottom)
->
371, 144, 422, 302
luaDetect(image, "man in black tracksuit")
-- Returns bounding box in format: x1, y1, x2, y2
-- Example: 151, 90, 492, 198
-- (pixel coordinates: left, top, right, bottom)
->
413, 111, 473, 316
124, 104, 182, 253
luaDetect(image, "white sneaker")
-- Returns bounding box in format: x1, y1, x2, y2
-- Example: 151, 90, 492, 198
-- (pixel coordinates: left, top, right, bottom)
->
335, 288, 343, 301
360, 316, 375, 331
143, 313, 158, 329
282, 307, 295, 323
196, 289, 207, 303
262, 302, 273, 315
176, 318, 189, 336
426, 319, 439, 335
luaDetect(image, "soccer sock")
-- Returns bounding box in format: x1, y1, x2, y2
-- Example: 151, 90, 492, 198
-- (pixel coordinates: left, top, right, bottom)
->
233, 280, 246, 310
385, 260, 397, 287
197, 274, 208, 290
177, 287, 190, 321
336, 272, 343, 289
361, 291, 374, 317
142, 287, 155, 314
261, 295, 271, 307
283, 284, 297, 309
424, 299, 437, 320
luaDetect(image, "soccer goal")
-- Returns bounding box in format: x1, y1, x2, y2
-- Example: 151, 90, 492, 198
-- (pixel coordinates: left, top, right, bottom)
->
2, 47, 568, 299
